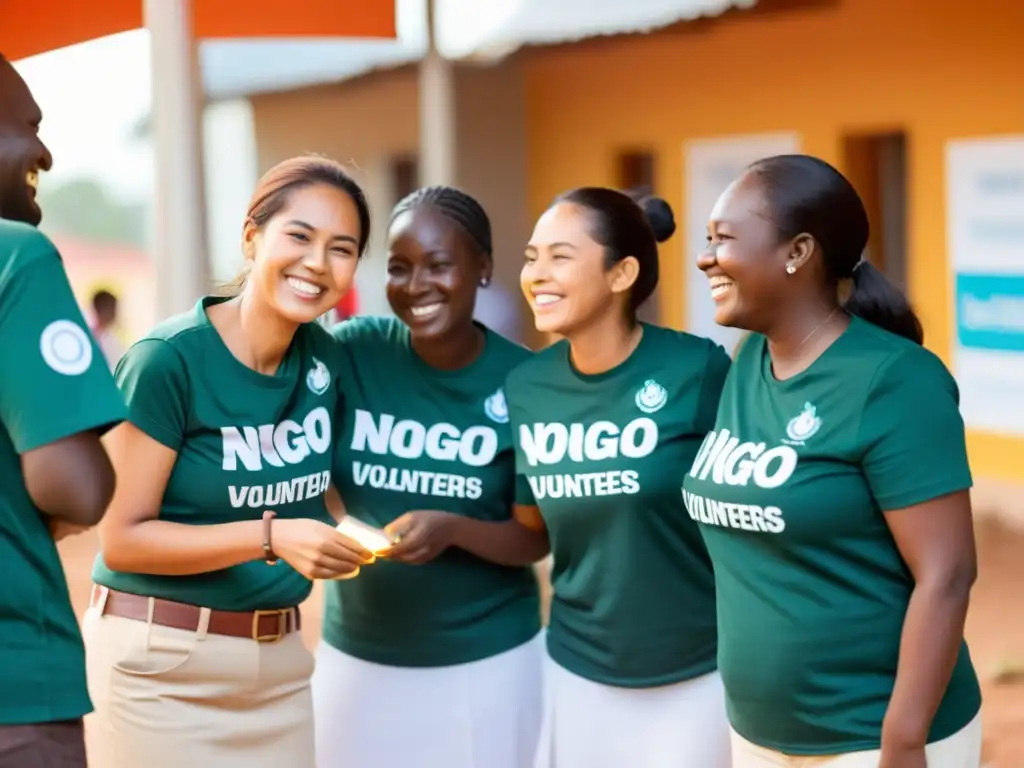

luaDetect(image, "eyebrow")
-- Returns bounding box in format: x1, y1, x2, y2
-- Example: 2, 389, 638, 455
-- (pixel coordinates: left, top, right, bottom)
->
287, 219, 358, 245
525, 241, 577, 251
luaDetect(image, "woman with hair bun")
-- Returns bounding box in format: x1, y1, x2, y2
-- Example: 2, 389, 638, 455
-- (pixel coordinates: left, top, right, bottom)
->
505, 188, 733, 767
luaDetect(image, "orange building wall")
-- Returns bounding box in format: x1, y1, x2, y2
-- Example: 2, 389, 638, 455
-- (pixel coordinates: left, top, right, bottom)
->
522, 0, 1024, 481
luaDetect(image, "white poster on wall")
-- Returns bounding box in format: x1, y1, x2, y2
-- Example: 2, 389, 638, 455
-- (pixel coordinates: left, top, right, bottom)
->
946, 137, 1024, 436
683, 133, 800, 354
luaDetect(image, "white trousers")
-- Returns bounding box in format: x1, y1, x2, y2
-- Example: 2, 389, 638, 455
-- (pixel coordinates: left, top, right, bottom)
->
311, 634, 544, 768
534, 655, 731, 768
729, 712, 983, 767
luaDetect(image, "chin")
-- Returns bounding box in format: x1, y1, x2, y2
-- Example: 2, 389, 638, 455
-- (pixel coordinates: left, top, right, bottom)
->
280, 300, 332, 325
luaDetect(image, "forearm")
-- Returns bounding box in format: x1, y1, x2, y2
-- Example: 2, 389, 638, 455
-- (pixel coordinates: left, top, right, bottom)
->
883, 578, 973, 747
448, 516, 550, 566
99, 519, 265, 576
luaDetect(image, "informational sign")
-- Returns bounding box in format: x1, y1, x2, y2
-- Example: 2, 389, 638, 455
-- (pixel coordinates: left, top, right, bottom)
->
683, 133, 800, 354
947, 137, 1024, 436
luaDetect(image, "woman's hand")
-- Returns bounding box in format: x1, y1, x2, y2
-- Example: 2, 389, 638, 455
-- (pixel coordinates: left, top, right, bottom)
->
384, 510, 456, 565
272, 517, 376, 580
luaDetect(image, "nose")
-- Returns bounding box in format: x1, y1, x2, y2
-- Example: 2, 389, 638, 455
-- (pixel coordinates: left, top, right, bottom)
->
407, 264, 432, 296
37, 140, 53, 173
696, 242, 719, 273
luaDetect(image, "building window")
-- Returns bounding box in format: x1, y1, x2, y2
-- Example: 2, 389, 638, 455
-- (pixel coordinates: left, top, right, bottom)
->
617, 150, 656, 197
390, 154, 419, 204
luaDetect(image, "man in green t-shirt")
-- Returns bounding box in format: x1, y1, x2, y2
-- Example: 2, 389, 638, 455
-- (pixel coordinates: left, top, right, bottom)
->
0, 55, 127, 764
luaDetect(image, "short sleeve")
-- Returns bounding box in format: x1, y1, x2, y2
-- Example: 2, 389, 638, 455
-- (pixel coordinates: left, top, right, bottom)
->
694, 342, 731, 433
115, 339, 190, 450
514, 473, 536, 506
857, 350, 972, 511
329, 315, 394, 345
504, 371, 536, 506
0, 233, 126, 453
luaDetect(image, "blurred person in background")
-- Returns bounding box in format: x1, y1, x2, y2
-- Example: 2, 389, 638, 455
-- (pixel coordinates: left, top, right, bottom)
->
83, 155, 376, 768
313, 186, 548, 768
0, 53, 125, 768
507, 188, 732, 767
686, 154, 981, 768
89, 288, 126, 369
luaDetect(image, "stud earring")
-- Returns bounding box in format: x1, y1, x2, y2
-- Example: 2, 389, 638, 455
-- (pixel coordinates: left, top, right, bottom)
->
786, 264, 797, 275
480, 277, 491, 287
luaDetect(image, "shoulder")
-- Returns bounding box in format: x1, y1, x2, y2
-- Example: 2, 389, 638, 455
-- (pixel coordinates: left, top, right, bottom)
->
329, 315, 405, 347
139, 303, 210, 348
867, 335, 958, 405
644, 324, 731, 365
484, 327, 534, 372
117, 305, 209, 381
505, 338, 567, 392
0, 221, 59, 274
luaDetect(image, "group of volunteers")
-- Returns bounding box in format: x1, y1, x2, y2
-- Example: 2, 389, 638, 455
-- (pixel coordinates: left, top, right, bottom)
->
0, 54, 983, 768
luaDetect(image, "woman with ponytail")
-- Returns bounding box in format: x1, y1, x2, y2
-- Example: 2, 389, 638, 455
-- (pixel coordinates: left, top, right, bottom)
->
685, 154, 982, 767
506, 188, 732, 767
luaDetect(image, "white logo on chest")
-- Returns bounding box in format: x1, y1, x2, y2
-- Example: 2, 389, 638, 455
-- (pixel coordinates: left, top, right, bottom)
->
350, 409, 499, 467
688, 428, 798, 489
519, 417, 659, 466
784, 402, 821, 444
306, 357, 331, 395
484, 388, 509, 424
635, 380, 667, 413
222, 406, 332, 471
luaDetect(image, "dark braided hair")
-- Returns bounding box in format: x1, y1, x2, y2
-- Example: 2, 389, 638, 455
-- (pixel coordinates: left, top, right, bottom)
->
390, 186, 492, 257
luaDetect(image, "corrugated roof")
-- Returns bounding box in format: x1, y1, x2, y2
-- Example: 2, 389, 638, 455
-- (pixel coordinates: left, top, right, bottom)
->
201, 0, 755, 99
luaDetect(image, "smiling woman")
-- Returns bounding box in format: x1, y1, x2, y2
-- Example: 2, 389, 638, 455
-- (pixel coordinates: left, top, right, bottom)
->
81, 154, 376, 768
505, 187, 733, 767
313, 186, 549, 768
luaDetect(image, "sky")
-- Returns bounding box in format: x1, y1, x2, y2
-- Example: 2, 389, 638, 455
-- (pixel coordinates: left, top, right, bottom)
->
14, 31, 154, 201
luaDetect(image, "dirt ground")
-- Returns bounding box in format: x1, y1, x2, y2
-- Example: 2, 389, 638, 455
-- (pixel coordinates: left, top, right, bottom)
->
58, 516, 1024, 766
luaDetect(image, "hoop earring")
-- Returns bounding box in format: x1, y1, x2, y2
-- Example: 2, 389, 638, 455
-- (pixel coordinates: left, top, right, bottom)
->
786, 264, 797, 275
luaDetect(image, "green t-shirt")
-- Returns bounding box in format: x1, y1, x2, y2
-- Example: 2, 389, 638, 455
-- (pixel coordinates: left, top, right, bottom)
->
322, 316, 541, 667
682, 316, 982, 754
505, 324, 730, 687
92, 296, 344, 611
0, 221, 126, 725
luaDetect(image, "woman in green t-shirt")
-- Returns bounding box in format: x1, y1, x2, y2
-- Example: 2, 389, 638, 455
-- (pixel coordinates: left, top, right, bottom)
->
82, 155, 376, 768
505, 188, 732, 767
312, 186, 550, 768
684, 154, 982, 767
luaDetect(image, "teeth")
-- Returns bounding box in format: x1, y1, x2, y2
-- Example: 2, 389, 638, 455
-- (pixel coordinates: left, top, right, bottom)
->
410, 303, 442, 318
25, 170, 39, 190
286, 276, 323, 297
710, 284, 733, 300
534, 294, 562, 306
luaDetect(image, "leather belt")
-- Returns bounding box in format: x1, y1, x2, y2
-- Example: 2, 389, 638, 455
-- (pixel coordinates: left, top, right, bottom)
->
92, 586, 301, 643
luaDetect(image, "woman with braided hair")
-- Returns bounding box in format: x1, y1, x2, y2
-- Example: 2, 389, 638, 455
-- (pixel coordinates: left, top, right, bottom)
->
313, 186, 549, 768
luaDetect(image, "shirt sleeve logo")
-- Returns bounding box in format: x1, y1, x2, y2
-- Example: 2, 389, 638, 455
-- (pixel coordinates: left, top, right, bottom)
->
484, 388, 509, 424
635, 379, 668, 413
39, 319, 93, 376
784, 402, 822, 444
306, 356, 331, 395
